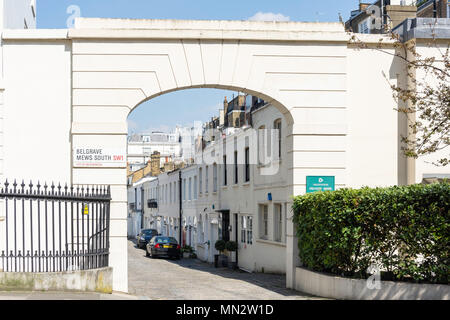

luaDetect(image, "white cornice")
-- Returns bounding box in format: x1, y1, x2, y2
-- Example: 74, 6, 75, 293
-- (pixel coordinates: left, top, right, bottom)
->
2, 29, 69, 40
0, 19, 396, 45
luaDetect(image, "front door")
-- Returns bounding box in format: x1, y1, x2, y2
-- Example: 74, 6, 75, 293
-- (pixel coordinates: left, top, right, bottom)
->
234, 213, 239, 267
222, 211, 230, 242
209, 223, 216, 263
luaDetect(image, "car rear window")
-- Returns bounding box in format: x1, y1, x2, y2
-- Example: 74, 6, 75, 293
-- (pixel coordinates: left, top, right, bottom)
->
155, 237, 178, 244
143, 230, 156, 235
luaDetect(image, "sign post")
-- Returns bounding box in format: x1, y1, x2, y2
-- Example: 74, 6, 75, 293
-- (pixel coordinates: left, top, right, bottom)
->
306, 176, 335, 193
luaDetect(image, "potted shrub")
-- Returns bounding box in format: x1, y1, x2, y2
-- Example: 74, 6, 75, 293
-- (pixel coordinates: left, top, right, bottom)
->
214, 240, 227, 268
225, 241, 238, 269
181, 245, 193, 259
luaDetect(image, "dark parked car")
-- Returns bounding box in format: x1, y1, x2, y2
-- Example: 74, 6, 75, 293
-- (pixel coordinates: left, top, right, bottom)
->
146, 236, 181, 260
136, 229, 159, 249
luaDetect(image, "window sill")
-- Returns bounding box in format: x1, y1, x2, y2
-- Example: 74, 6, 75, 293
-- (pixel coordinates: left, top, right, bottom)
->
232, 184, 239, 188
256, 238, 286, 247
221, 186, 228, 190
243, 181, 250, 186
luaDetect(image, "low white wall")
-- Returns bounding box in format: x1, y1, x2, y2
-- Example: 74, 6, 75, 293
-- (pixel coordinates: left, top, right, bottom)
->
295, 266, 449, 300
0, 267, 113, 293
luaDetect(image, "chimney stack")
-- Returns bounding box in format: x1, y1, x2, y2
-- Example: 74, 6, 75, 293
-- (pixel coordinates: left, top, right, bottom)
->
359, 3, 371, 12
150, 151, 161, 176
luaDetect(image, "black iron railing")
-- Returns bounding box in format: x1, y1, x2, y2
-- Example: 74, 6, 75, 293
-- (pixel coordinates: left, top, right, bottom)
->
0, 180, 111, 273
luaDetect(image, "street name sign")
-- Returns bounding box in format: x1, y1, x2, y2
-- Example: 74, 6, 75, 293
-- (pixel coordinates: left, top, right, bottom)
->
73, 147, 126, 168
306, 176, 335, 193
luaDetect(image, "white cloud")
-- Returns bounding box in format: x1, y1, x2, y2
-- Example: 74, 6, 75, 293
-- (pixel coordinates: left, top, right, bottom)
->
248, 12, 290, 22
142, 124, 172, 133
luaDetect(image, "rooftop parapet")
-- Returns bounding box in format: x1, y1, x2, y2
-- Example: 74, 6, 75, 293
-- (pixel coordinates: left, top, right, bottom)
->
393, 17, 450, 41
74, 18, 345, 33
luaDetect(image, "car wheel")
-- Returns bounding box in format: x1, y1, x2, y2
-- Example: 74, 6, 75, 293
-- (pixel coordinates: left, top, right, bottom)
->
145, 248, 150, 257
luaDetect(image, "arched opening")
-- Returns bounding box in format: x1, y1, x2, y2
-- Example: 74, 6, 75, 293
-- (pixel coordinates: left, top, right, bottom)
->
125, 86, 294, 295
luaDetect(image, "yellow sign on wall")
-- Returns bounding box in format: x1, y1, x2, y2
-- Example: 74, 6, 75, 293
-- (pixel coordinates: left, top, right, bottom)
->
83, 204, 89, 215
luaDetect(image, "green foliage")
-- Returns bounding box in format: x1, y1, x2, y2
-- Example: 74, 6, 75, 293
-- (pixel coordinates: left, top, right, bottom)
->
292, 182, 450, 284
215, 240, 226, 253
181, 245, 194, 253
225, 241, 238, 252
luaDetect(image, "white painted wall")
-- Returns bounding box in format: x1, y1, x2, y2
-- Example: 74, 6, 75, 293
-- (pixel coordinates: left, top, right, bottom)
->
189, 104, 290, 273
194, 142, 220, 263
414, 43, 450, 182
127, 178, 156, 238
151, 170, 181, 241
2, 39, 72, 184
141, 177, 160, 231
181, 165, 198, 247
347, 45, 405, 188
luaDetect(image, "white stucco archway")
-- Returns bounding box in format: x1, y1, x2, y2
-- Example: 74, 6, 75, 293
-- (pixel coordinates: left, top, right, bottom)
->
69, 19, 401, 292
1, 19, 404, 293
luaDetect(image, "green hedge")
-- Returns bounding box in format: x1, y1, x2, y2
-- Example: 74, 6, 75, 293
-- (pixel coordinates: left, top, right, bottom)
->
292, 183, 449, 284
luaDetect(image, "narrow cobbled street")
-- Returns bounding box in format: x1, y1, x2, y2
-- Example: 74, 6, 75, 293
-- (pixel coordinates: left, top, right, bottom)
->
127, 240, 323, 300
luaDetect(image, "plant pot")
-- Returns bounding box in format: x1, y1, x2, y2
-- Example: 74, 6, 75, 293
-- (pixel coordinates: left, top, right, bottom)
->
219, 254, 228, 267
183, 252, 190, 259
214, 254, 220, 268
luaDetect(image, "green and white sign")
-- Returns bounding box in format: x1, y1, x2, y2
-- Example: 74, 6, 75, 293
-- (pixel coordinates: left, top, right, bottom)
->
306, 176, 335, 193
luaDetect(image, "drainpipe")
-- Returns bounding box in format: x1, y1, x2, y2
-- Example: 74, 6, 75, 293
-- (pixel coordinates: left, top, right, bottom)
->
134, 187, 138, 232
433, 0, 437, 18
179, 170, 182, 245
141, 186, 144, 228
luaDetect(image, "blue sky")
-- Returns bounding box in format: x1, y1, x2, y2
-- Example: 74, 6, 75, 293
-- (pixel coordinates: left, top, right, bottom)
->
37, 0, 357, 133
